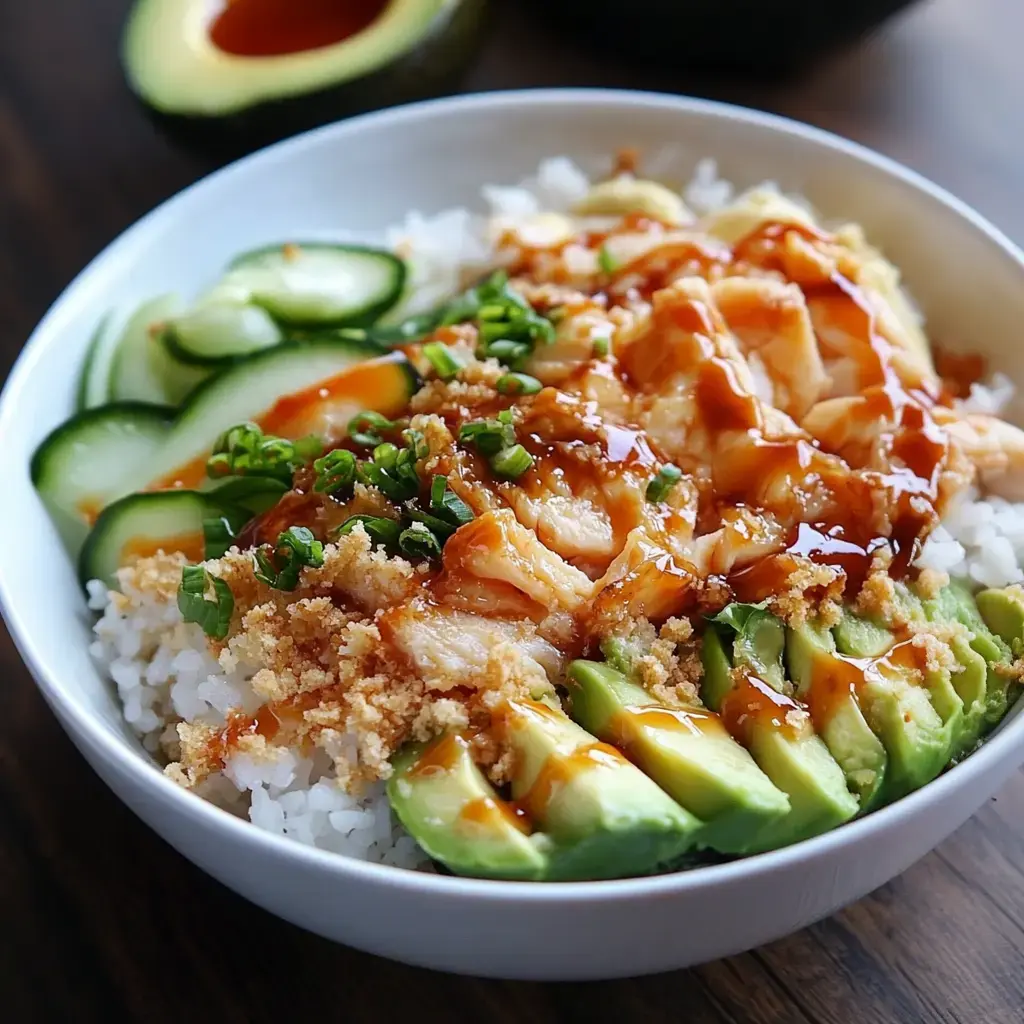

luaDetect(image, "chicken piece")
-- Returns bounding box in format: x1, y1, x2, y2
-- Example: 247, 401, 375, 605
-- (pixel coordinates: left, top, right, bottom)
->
379, 601, 563, 692
441, 508, 596, 613
711, 275, 830, 419
506, 491, 616, 564
525, 307, 616, 385
834, 222, 934, 375
932, 409, 1024, 501
690, 508, 787, 577
585, 528, 700, 635
700, 187, 818, 245
573, 177, 693, 225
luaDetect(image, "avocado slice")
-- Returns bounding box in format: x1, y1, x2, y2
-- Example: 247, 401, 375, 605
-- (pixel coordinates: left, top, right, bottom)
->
974, 586, 1024, 723
702, 606, 859, 852
785, 622, 888, 811
122, 0, 489, 152
832, 612, 950, 799
501, 699, 699, 881
565, 660, 790, 854
388, 733, 548, 880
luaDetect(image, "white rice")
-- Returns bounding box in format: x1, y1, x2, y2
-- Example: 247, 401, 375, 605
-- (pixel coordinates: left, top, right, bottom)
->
89, 155, 1024, 868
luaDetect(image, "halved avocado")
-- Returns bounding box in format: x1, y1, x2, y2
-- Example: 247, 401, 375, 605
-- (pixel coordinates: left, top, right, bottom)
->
123, 0, 489, 152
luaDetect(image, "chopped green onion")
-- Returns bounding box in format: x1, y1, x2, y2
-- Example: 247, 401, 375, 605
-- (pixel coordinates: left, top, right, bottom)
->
485, 339, 531, 367
313, 449, 357, 496
593, 334, 611, 357
252, 526, 324, 591
646, 464, 683, 503
598, 245, 619, 274
497, 410, 514, 425
177, 565, 234, 640
429, 475, 475, 527
491, 444, 534, 480
206, 422, 317, 485
405, 507, 457, 539
347, 410, 397, 448
398, 523, 444, 561
293, 435, 324, 463
497, 372, 543, 396
372, 442, 400, 473
402, 428, 428, 460
335, 514, 402, 551
423, 341, 465, 381
459, 417, 516, 456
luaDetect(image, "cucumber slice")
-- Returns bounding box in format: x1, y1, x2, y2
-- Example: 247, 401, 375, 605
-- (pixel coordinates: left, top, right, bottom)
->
76, 313, 121, 410
78, 490, 217, 587
136, 339, 417, 490
31, 402, 174, 557
201, 476, 289, 515
163, 301, 283, 366
226, 243, 405, 326
109, 295, 184, 404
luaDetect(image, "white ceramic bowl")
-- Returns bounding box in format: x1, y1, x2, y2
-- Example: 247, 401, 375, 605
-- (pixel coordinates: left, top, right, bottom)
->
2, 90, 1023, 982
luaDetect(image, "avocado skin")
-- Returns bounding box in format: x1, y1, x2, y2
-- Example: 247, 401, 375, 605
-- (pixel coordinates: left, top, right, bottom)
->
566, 659, 790, 855
130, 0, 490, 159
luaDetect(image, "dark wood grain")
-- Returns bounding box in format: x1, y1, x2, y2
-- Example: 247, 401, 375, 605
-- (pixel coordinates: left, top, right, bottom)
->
2, 1, 1023, 1020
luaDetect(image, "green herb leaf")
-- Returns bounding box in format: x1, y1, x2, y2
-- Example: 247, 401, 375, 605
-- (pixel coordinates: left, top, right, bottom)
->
252, 526, 324, 591
645, 463, 683, 503
398, 523, 443, 561
206, 422, 318, 484
497, 372, 543, 396
177, 565, 234, 640
491, 444, 534, 480
598, 245, 619, 274
313, 448, 357, 496
204, 477, 288, 516
202, 505, 252, 560
423, 341, 465, 381
335, 514, 402, 551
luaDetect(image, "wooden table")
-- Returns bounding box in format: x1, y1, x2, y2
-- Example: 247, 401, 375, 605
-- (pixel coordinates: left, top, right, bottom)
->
3, 1, 1023, 1019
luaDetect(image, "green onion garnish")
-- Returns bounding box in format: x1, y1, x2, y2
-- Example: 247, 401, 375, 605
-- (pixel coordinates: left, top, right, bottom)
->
593, 335, 611, 357
206, 422, 319, 485
459, 417, 516, 456
177, 565, 234, 640
497, 373, 543, 396
398, 523, 444, 561
335, 514, 402, 551
403, 428, 428, 460
598, 245, 619, 274
252, 526, 324, 591
646, 464, 683, 503
429, 475, 475, 527
347, 410, 397, 448
423, 341, 465, 381
313, 449, 357, 496
491, 444, 534, 480
485, 339, 532, 368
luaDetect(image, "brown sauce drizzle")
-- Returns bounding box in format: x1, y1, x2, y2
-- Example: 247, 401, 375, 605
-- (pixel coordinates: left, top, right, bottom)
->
718, 672, 804, 747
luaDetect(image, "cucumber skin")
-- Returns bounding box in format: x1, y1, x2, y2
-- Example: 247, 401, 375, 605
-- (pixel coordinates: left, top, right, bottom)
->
228, 243, 407, 327
30, 401, 175, 488
162, 328, 238, 369
76, 313, 116, 411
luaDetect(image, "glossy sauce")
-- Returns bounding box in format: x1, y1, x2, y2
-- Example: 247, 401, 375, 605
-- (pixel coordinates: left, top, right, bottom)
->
209, 0, 389, 57
456, 796, 531, 835
718, 672, 805, 747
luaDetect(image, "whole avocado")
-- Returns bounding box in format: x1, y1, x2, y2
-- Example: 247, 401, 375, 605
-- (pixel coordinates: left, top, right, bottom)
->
123, 0, 490, 156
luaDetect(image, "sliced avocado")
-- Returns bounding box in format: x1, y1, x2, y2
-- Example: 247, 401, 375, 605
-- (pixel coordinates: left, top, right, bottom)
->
785, 622, 888, 812
501, 699, 699, 881
565, 660, 790, 854
388, 733, 548, 880
702, 606, 859, 853
123, 0, 489, 152
975, 585, 1024, 723
832, 611, 950, 799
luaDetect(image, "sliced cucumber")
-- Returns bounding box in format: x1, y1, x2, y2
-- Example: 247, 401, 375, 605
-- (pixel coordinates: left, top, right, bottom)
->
31, 402, 174, 556
201, 476, 289, 516
76, 313, 121, 410
108, 295, 184, 404
226, 243, 405, 326
163, 301, 283, 366
134, 339, 417, 490
78, 490, 249, 587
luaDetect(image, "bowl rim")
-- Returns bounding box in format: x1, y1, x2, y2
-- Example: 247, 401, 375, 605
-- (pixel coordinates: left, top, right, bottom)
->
3, 86, 1023, 902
